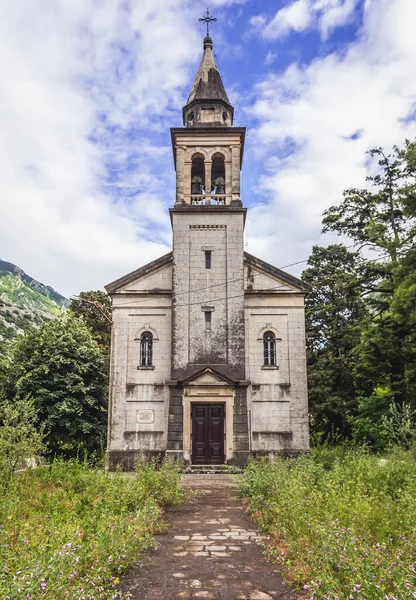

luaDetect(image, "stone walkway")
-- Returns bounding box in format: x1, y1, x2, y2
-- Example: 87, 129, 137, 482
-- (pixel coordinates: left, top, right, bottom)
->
120, 475, 301, 600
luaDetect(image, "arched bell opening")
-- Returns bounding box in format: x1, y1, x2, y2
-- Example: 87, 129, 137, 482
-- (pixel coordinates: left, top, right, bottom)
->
211, 154, 226, 197
191, 154, 205, 196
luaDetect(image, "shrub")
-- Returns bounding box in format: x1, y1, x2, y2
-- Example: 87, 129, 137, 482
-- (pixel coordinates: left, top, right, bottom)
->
382, 402, 416, 449
0, 397, 45, 481
240, 450, 416, 599
0, 458, 183, 599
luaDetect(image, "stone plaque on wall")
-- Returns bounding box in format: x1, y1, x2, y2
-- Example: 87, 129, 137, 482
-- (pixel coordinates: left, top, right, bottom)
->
136, 410, 154, 424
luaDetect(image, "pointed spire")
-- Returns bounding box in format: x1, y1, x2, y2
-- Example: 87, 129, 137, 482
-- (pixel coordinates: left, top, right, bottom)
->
187, 36, 230, 106
183, 36, 234, 127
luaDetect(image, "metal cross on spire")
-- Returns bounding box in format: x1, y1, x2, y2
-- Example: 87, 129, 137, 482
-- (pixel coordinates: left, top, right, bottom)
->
199, 7, 217, 36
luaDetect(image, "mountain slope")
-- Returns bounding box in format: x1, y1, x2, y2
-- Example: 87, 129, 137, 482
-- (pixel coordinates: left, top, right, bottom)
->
0, 260, 68, 354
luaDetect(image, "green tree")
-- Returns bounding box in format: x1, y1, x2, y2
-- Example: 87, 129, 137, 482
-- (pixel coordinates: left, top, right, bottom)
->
302, 245, 366, 438
0, 315, 108, 457
0, 397, 45, 480
69, 290, 112, 352
322, 144, 416, 409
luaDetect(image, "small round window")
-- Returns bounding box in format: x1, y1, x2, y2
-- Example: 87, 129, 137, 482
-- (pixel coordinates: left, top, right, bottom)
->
188, 112, 194, 122
223, 111, 228, 122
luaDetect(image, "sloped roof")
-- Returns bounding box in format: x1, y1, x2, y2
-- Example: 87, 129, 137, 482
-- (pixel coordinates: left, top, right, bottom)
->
244, 252, 310, 292
186, 40, 230, 106
105, 250, 309, 295
105, 252, 172, 294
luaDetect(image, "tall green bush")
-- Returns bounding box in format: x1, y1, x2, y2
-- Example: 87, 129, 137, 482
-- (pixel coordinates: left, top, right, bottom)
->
0, 315, 108, 457
0, 397, 45, 480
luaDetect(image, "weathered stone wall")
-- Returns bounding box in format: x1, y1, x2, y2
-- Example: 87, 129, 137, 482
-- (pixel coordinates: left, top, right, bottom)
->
170, 207, 246, 382
231, 386, 249, 466
107, 294, 172, 465
245, 306, 309, 454
166, 385, 184, 461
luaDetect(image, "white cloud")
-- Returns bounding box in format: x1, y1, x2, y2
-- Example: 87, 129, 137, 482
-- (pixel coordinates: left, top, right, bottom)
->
245, 0, 416, 272
264, 0, 312, 39
249, 15, 267, 28
0, 1, 206, 297
265, 51, 277, 66
0, 0, 263, 298
211, 0, 247, 5
252, 0, 361, 40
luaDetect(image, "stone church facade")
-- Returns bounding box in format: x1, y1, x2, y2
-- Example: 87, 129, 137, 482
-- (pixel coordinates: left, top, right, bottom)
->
106, 34, 309, 469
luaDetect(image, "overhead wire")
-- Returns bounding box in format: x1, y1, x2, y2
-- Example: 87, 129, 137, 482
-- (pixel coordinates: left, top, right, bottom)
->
113, 249, 392, 309
117, 243, 363, 305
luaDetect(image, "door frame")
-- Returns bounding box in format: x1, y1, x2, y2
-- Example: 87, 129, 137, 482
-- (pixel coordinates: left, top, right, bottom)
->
182, 387, 234, 463
191, 403, 225, 465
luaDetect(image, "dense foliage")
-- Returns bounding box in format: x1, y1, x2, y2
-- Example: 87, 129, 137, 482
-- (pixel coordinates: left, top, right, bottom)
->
240, 450, 416, 600
303, 141, 416, 446
0, 459, 183, 600
0, 398, 46, 479
0, 315, 108, 457
69, 290, 112, 353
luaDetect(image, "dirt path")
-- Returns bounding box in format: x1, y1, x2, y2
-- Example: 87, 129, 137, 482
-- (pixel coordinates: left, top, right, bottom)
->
120, 474, 301, 600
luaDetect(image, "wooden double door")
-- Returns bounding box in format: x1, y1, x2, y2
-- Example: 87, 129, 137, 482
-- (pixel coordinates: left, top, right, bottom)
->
191, 404, 225, 465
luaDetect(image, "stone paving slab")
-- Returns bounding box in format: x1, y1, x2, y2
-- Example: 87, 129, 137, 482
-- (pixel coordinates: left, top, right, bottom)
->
119, 475, 301, 600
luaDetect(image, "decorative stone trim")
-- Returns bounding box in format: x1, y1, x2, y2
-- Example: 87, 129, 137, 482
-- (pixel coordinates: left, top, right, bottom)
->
190, 225, 226, 229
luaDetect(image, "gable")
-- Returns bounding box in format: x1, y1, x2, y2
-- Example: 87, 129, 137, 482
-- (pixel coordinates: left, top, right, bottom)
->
106, 252, 172, 294
119, 263, 172, 293
188, 371, 229, 387
244, 252, 309, 293
183, 366, 236, 386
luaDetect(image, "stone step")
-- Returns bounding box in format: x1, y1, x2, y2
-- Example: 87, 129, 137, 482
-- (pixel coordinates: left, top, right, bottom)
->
183, 465, 243, 475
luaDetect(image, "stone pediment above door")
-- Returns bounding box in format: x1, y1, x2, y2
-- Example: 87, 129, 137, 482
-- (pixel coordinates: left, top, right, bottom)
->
183, 367, 236, 388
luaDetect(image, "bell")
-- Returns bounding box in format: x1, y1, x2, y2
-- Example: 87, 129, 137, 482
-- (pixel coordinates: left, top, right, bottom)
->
191, 182, 202, 194
216, 184, 225, 195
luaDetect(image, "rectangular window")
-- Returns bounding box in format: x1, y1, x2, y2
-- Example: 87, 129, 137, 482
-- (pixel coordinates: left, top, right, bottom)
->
205, 251, 211, 269
205, 311, 212, 330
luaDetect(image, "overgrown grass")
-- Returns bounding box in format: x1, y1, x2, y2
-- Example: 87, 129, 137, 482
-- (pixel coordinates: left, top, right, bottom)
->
239, 448, 416, 600
0, 458, 183, 599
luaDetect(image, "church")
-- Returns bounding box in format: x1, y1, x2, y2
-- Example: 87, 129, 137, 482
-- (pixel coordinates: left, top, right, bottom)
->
105, 31, 310, 469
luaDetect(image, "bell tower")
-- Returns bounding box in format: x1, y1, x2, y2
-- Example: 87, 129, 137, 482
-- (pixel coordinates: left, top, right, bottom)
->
171, 33, 245, 207
167, 23, 249, 465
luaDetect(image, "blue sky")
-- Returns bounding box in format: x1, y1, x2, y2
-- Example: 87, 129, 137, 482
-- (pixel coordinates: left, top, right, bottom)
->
0, 0, 415, 297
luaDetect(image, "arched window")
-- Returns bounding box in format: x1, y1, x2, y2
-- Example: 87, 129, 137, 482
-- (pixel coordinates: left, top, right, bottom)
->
140, 332, 153, 367
191, 154, 205, 195
263, 331, 276, 367
211, 153, 225, 195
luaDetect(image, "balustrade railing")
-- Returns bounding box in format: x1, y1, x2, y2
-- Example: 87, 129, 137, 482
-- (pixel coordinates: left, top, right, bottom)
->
190, 195, 226, 206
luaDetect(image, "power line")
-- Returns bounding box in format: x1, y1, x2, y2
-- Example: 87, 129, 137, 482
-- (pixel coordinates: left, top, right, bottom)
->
175, 253, 391, 307
117, 243, 360, 304
113, 248, 392, 310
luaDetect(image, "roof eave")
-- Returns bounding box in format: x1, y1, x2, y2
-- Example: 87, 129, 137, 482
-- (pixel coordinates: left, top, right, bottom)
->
182, 98, 234, 125
244, 251, 310, 292
105, 252, 173, 294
